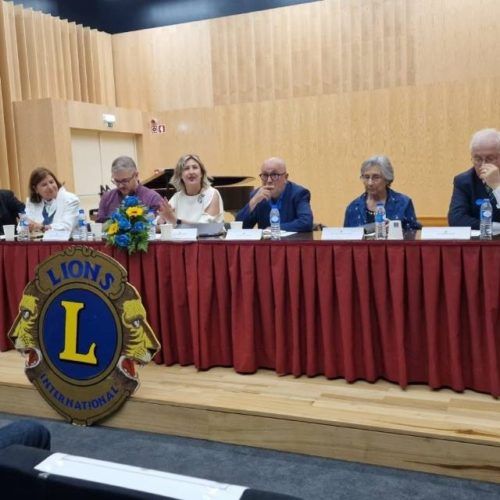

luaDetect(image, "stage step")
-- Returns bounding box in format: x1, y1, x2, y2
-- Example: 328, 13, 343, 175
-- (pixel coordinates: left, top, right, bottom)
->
1, 350, 499, 484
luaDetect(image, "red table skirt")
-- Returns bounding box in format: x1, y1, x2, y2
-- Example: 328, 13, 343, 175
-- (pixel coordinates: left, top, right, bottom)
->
1, 240, 499, 395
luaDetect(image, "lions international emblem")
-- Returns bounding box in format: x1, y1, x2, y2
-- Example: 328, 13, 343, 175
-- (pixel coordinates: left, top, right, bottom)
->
7, 246, 160, 425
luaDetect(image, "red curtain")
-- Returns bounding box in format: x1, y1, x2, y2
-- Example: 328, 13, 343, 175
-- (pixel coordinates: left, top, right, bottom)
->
1, 240, 499, 395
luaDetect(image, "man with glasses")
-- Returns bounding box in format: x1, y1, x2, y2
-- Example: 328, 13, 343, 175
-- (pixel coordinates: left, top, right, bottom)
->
236, 157, 313, 232
96, 156, 163, 222
448, 128, 500, 229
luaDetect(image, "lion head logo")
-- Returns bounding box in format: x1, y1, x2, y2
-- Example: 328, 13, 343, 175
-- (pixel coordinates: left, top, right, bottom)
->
8, 282, 43, 370
117, 285, 160, 381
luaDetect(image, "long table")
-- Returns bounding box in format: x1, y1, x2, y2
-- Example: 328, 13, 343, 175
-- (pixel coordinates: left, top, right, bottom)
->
1, 238, 499, 396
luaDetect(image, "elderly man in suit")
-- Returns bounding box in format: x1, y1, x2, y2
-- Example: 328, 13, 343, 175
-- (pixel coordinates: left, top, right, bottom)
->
448, 128, 500, 230
236, 157, 313, 232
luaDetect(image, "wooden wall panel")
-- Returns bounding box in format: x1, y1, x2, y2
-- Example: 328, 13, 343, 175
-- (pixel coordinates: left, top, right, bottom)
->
22, 9, 40, 99
52, 16, 66, 100
0, 2, 21, 191
32, 10, 48, 97
77, 25, 88, 102
13, 5, 29, 99
42, 14, 58, 97
68, 22, 81, 101
0, 77, 9, 187
112, 21, 213, 111
0, 1, 116, 191
60, 21, 74, 100
83, 28, 95, 102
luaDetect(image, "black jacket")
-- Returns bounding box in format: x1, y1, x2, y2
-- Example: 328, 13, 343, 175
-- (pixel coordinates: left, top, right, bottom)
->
0, 189, 25, 234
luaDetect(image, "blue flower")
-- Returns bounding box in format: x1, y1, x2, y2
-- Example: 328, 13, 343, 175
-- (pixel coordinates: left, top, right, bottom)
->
115, 233, 131, 248
132, 221, 145, 233
117, 216, 131, 231
124, 196, 139, 207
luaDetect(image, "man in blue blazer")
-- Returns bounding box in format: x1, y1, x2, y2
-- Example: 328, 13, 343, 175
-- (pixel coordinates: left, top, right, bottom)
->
448, 128, 500, 230
236, 157, 313, 232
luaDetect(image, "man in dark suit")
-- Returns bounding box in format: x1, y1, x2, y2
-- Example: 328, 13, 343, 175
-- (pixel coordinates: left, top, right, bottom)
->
236, 157, 313, 232
0, 189, 25, 234
448, 128, 500, 230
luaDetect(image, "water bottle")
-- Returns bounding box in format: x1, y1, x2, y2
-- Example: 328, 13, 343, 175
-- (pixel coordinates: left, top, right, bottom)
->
146, 209, 156, 241
270, 207, 281, 240
480, 198, 492, 240
375, 202, 386, 240
76, 208, 87, 241
17, 212, 30, 241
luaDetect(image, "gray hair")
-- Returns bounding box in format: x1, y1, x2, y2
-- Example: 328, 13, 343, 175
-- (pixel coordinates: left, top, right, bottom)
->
360, 155, 394, 185
111, 156, 137, 174
170, 154, 211, 193
469, 128, 500, 152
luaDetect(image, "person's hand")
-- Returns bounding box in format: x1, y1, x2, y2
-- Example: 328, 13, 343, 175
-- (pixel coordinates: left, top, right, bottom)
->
249, 186, 273, 212
157, 199, 176, 224
478, 164, 500, 190
28, 220, 44, 232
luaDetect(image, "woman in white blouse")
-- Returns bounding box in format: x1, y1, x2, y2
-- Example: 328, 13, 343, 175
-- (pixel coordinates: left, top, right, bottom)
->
25, 167, 80, 233
158, 154, 224, 225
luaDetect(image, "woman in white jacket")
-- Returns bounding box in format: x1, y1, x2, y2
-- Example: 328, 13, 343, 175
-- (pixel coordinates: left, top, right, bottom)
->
25, 167, 79, 233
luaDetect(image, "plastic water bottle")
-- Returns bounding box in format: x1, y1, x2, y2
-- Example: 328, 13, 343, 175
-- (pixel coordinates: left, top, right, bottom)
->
146, 209, 156, 241
480, 198, 492, 240
375, 202, 386, 240
76, 208, 87, 241
17, 212, 30, 241
270, 207, 281, 240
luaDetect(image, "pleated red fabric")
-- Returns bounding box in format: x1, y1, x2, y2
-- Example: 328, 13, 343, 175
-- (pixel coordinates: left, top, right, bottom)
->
1, 240, 499, 395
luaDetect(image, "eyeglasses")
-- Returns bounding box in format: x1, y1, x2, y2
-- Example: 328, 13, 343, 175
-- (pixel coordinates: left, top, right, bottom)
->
360, 174, 384, 182
471, 155, 499, 165
111, 174, 136, 186
259, 172, 286, 181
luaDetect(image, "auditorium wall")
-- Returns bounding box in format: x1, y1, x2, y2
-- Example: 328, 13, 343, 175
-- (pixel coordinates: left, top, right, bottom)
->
0, 1, 115, 193
113, 0, 500, 224
1, 1, 500, 225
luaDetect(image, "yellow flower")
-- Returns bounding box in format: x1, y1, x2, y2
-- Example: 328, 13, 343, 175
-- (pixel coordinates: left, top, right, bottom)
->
126, 206, 144, 217
107, 222, 119, 235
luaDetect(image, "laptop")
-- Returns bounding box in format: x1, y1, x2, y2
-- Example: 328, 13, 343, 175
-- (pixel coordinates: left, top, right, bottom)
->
178, 222, 225, 237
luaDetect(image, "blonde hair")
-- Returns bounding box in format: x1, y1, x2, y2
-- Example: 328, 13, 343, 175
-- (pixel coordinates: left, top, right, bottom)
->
170, 154, 212, 193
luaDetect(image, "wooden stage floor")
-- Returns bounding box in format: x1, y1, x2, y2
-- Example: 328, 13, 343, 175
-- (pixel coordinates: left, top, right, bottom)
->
1, 350, 499, 484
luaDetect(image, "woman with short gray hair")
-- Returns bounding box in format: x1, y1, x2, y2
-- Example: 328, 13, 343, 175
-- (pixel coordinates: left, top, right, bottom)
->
343, 155, 420, 230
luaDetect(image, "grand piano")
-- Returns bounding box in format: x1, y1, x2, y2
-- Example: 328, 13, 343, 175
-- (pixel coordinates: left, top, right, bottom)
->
141, 169, 255, 215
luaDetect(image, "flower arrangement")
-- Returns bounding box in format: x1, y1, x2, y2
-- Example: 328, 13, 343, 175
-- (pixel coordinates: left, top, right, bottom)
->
103, 196, 151, 254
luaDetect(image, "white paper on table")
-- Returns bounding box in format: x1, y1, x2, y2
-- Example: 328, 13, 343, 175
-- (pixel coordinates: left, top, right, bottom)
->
420, 227, 471, 240
42, 229, 71, 241
225, 229, 263, 241
262, 229, 296, 239
170, 228, 198, 241
35, 453, 247, 500
321, 227, 364, 240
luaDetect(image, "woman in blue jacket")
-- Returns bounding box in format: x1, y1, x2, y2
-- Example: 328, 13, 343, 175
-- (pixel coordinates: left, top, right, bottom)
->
344, 155, 421, 231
